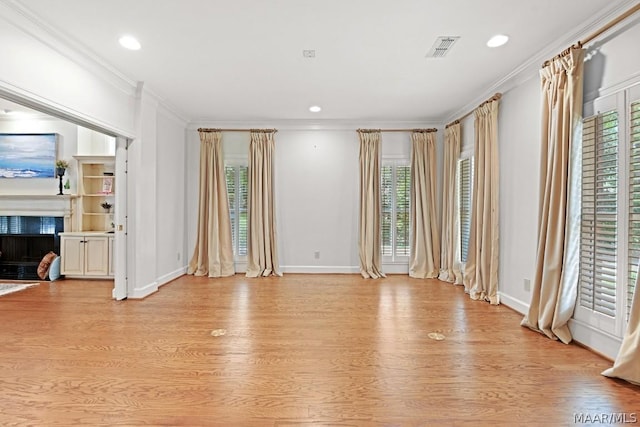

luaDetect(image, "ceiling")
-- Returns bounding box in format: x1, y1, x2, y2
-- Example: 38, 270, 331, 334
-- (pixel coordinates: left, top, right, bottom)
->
11, 0, 629, 123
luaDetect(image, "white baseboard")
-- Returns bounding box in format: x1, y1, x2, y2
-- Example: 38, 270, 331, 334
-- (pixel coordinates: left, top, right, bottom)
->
568, 318, 622, 360
280, 265, 360, 274
129, 280, 158, 299
157, 267, 187, 287
498, 292, 530, 315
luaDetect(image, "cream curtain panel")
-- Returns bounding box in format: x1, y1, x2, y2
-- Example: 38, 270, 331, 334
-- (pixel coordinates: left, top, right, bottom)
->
246, 131, 281, 277
602, 270, 640, 385
439, 123, 462, 284
464, 96, 500, 304
187, 131, 235, 277
358, 131, 385, 279
409, 131, 440, 279
521, 47, 584, 343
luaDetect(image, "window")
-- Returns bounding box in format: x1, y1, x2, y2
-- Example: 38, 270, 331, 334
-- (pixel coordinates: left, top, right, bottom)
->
458, 157, 473, 264
381, 162, 410, 261
225, 164, 248, 258
577, 87, 640, 334
580, 110, 619, 318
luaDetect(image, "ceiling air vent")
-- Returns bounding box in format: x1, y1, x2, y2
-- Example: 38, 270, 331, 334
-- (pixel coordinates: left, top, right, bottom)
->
426, 36, 460, 58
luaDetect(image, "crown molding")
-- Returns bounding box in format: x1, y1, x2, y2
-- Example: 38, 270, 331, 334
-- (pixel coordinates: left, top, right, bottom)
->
443, 0, 640, 125
1, 0, 137, 97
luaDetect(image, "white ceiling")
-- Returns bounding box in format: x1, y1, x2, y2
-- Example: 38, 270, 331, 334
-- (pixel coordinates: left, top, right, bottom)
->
12, 0, 629, 123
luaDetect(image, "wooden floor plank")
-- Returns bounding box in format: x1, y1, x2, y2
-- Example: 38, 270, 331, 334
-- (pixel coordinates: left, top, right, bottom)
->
0, 274, 637, 426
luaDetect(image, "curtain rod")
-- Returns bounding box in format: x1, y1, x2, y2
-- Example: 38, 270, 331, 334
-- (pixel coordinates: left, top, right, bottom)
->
583, 3, 640, 46
542, 3, 640, 68
197, 128, 278, 133
357, 128, 437, 133
445, 92, 502, 128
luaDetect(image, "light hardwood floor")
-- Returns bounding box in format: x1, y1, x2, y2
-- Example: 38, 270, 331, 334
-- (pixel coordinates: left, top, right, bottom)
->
0, 274, 638, 426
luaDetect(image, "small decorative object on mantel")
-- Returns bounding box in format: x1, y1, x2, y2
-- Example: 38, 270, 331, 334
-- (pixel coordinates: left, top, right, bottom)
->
101, 201, 112, 213
55, 159, 69, 195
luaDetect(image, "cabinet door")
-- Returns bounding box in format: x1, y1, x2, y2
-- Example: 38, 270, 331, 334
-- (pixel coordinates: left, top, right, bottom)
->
61, 236, 84, 275
84, 236, 109, 276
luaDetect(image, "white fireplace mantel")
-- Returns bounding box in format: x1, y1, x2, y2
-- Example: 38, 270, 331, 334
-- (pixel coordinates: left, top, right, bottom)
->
0, 194, 77, 230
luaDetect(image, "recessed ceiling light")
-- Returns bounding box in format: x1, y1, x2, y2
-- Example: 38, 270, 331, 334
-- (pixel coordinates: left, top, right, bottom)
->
309, 105, 322, 113
119, 35, 141, 50
487, 34, 509, 48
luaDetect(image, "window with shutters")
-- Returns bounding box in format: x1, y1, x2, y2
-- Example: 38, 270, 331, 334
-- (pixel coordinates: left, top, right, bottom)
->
225, 164, 248, 259
381, 162, 410, 262
579, 110, 618, 319
576, 86, 640, 335
458, 157, 473, 264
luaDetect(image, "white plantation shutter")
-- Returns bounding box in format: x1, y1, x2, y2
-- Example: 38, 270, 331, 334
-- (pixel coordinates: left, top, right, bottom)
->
395, 165, 411, 257
580, 111, 619, 317
458, 157, 473, 263
628, 100, 640, 320
225, 166, 236, 252
381, 163, 410, 261
225, 165, 248, 258
381, 165, 393, 257
238, 166, 248, 256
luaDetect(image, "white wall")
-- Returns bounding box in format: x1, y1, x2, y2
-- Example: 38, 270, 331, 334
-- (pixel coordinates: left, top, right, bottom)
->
0, 117, 78, 195
156, 107, 187, 283
76, 127, 116, 156
277, 130, 360, 272
496, 76, 541, 312
127, 89, 159, 297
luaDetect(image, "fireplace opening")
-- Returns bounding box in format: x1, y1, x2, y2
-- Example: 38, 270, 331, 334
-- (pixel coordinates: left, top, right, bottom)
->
0, 216, 63, 280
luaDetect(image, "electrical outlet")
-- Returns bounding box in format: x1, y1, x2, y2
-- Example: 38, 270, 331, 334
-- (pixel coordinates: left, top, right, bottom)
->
314, 251, 320, 259
177, 252, 181, 261
524, 278, 531, 291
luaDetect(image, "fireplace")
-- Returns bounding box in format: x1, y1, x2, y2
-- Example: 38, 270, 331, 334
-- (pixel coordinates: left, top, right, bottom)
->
0, 216, 63, 280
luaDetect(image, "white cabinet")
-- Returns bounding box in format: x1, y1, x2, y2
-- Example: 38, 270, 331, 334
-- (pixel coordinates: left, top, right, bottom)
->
60, 233, 113, 278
